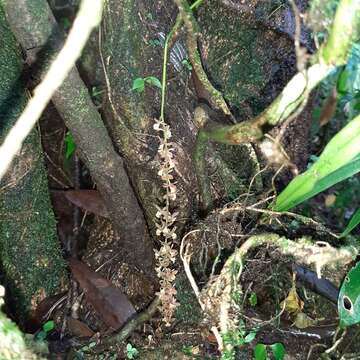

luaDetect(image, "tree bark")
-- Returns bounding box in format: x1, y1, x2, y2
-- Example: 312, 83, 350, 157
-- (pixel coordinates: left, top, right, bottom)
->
2, 0, 155, 274
0, 4, 66, 322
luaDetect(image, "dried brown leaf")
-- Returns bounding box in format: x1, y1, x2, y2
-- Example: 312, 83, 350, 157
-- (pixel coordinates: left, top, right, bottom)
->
64, 190, 109, 218
69, 259, 136, 330
67, 317, 95, 338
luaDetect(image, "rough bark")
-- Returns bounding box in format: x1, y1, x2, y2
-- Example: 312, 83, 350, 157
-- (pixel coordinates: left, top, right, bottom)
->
97, 0, 198, 236
93, 0, 306, 224
2, 0, 154, 274
0, 4, 65, 322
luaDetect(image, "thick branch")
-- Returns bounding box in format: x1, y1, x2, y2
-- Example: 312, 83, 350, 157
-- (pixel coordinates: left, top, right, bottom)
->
95, 297, 160, 351
3, 0, 154, 273
200, 232, 358, 357
174, 0, 231, 116
0, 0, 103, 180
192, 0, 360, 209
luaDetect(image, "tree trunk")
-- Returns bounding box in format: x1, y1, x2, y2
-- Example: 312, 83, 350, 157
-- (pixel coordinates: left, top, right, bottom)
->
0, 4, 66, 323
3, 0, 155, 275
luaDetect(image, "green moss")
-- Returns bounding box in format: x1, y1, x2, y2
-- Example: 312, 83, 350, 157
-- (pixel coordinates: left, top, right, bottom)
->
104, 0, 149, 133
175, 273, 201, 325
0, 4, 66, 322
199, 1, 292, 115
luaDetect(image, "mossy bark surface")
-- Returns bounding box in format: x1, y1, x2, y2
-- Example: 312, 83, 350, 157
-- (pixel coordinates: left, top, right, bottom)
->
0, 4, 66, 322
95, 0, 290, 227
3, 0, 155, 274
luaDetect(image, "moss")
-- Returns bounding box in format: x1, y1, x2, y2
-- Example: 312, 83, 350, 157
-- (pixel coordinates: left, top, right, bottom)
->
199, 1, 294, 116
0, 4, 66, 322
104, 0, 150, 134
175, 273, 202, 325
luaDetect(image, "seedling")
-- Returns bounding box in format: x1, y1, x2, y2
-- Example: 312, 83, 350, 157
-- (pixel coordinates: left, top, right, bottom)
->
132, 76, 162, 93
35, 320, 55, 341
254, 343, 286, 360
126, 343, 138, 359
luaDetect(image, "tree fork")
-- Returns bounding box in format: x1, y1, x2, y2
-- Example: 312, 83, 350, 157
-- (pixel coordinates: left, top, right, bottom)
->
3, 0, 155, 274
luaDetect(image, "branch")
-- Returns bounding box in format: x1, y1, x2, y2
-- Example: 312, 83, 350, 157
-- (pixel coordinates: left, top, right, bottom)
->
174, 0, 231, 116
0, 0, 104, 180
97, 297, 160, 350
197, 232, 358, 357
3, 0, 154, 273
192, 0, 360, 209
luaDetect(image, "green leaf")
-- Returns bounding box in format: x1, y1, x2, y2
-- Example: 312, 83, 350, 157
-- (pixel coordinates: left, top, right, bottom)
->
274, 113, 360, 211
340, 208, 360, 237
132, 77, 145, 92
249, 292, 257, 307
144, 76, 162, 89
43, 320, 55, 333
244, 331, 256, 343
270, 343, 286, 360
337, 69, 349, 94
64, 131, 76, 159
254, 343, 267, 360
338, 261, 360, 327
126, 343, 138, 359
35, 331, 46, 341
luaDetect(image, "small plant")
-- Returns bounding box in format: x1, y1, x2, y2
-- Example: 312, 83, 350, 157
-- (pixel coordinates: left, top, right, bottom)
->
35, 320, 55, 341
249, 292, 258, 307
126, 343, 138, 359
254, 343, 286, 360
222, 324, 257, 360
182, 58, 193, 71
148, 38, 162, 47
132, 76, 162, 93
64, 131, 76, 159
73, 341, 97, 360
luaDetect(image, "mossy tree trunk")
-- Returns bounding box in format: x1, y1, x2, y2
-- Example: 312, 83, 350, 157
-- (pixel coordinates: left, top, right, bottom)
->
3, 0, 155, 275
0, 4, 66, 324
88, 0, 309, 228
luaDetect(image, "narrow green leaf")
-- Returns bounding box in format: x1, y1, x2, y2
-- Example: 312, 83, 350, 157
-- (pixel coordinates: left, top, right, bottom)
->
145, 76, 162, 89
270, 343, 286, 360
274, 113, 360, 211
254, 343, 267, 360
341, 207, 360, 237
132, 77, 145, 92
64, 131, 76, 159
338, 261, 360, 327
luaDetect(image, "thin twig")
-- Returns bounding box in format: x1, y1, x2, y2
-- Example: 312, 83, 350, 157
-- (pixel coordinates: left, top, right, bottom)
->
180, 229, 223, 350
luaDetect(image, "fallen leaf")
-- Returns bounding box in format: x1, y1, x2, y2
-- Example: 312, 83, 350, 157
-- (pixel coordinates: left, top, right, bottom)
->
319, 88, 337, 127
281, 283, 304, 315
324, 194, 336, 207
69, 258, 136, 330
64, 190, 109, 218
67, 317, 95, 338
293, 312, 316, 329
